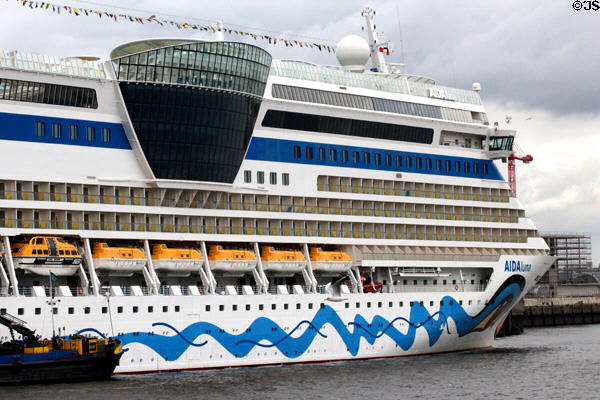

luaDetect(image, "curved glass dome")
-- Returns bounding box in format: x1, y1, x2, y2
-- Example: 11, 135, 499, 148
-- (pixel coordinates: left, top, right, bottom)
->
113, 41, 272, 183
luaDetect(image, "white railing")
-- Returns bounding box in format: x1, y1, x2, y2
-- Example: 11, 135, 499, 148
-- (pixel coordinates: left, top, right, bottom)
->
0, 49, 106, 79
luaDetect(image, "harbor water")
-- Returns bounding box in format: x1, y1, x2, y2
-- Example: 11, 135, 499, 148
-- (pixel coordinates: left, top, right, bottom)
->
3, 324, 599, 399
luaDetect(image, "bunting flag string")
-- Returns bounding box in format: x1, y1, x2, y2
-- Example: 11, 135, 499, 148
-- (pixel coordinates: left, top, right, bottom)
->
12, 0, 336, 53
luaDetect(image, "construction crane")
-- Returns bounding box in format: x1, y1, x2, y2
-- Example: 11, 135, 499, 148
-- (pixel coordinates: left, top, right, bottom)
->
507, 143, 533, 194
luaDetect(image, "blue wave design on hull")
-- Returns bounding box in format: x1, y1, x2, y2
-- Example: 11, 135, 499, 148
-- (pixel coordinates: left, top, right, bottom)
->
78, 278, 523, 362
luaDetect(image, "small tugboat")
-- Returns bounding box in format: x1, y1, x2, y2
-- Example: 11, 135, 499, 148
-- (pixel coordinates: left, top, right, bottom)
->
0, 313, 123, 384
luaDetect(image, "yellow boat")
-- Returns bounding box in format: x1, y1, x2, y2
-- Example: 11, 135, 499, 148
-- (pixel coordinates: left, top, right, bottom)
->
207, 245, 256, 274
260, 246, 307, 274
151, 244, 203, 276
92, 242, 146, 276
11, 236, 82, 276
309, 247, 352, 273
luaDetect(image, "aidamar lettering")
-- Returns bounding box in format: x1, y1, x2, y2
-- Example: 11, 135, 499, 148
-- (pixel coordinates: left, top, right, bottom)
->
504, 260, 532, 272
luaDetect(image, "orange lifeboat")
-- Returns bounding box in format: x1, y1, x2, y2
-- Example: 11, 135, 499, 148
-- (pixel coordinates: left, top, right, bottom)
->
11, 236, 82, 276
207, 245, 256, 274
92, 242, 146, 276
151, 244, 203, 276
260, 246, 306, 274
309, 247, 352, 273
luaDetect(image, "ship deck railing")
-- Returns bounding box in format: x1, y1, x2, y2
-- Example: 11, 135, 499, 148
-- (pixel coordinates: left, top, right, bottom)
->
0, 219, 530, 244
0, 188, 510, 207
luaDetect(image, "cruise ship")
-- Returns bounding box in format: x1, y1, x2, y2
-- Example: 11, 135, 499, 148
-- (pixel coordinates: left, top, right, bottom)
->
0, 9, 553, 373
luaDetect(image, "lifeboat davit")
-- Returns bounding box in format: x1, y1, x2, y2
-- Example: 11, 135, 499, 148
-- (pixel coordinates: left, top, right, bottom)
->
92, 242, 146, 276
151, 244, 203, 276
207, 245, 257, 274
260, 247, 307, 274
11, 236, 82, 276
309, 247, 352, 273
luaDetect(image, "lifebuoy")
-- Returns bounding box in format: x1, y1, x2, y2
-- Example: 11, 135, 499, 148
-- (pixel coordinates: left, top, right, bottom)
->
77, 286, 84, 296
454, 284, 459, 291
41, 338, 50, 346
56, 337, 64, 347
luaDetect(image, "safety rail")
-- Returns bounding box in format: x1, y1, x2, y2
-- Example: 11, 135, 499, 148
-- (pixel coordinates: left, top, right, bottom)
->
0, 219, 530, 243
317, 185, 510, 203
363, 254, 500, 262
391, 283, 487, 293
0, 191, 518, 223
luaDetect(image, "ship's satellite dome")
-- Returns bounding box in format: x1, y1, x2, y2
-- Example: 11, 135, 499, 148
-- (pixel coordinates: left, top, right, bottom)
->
335, 35, 370, 70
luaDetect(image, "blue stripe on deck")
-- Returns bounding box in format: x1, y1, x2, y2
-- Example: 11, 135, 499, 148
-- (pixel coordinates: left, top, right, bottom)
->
245, 137, 503, 180
0, 111, 131, 149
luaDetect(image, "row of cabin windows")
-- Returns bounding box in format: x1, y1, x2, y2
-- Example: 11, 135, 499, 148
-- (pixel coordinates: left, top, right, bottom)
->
35, 122, 111, 142
0, 78, 98, 109
30, 249, 77, 256
2, 305, 181, 316
402, 279, 484, 285
292, 145, 488, 175
244, 170, 289, 185
4, 299, 483, 317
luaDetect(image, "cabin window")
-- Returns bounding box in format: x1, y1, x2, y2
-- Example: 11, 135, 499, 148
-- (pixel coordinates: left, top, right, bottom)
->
378, 302, 382, 308
43, 250, 49, 255
52, 123, 62, 138
436, 159, 442, 171
389, 301, 393, 307
17, 308, 24, 315
363, 152, 370, 164
318, 147, 325, 161
35, 121, 45, 137
419, 301, 424, 306
259, 304, 264, 310
450, 301, 454, 306
426, 158, 432, 169
296, 303, 301, 310
468, 300, 473, 305
102, 307, 107, 314
446, 160, 451, 171
162, 306, 168, 312
410, 302, 414, 307
474, 163, 479, 174
69, 124, 78, 140
293, 145, 301, 159
455, 161, 461, 172
465, 162, 470, 173
345, 303, 349, 309
68, 307, 74, 314
117, 306, 123, 313
133, 306, 138, 313
374, 153, 381, 165
406, 156, 412, 168
399, 302, 403, 307
257, 171, 264, 184
330, 149, 337, 161
320, 303, 325, 309
244, 170, 251, 183
306, 147, 313, 160
430, 301, 434, 306
385, 154, 392, 166
353, 151, 360, 163
395, 155, 402, 167
86, 126, 95, 141
416, 157, 423, 169
308, 303, 313, 309
205, 305, 210, 312
282, 173, 289, 186
355, 302, 360, 308
459, 300, 463, 306
59, 250, 64, 255
232, 305, 237, 311
271, 304, 276, 310
443, 280, 447, 285
367, 302, 371, 308
342, 150, 349, 162
148, 306, 153, 313
440, 301, 444, 306
284, 304, 288, 310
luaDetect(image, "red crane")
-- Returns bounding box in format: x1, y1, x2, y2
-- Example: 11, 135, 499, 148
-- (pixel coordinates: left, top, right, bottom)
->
507, 143, 533, 194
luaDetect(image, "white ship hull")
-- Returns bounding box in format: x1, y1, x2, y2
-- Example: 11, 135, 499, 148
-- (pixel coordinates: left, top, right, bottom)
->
0, 255, 553, 373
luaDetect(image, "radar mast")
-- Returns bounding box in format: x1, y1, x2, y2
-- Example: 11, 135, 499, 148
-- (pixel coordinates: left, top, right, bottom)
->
361, 7, 391, 74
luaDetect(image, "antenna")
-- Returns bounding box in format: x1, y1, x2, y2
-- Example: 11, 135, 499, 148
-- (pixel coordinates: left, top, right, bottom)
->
361, 7, 391, 74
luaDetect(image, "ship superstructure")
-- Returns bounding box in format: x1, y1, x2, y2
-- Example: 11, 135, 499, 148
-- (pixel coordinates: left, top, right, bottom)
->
0, 9, 553, 373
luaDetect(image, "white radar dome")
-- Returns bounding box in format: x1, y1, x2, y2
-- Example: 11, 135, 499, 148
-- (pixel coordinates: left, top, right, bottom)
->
335, 35, 370, 71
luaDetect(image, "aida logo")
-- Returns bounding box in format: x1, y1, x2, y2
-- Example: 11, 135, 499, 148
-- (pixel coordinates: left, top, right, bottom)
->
504, 260, 532, 272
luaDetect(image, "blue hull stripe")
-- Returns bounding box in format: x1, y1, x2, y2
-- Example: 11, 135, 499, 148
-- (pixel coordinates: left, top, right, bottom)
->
0, 111, 131, 149
245, 137, 503, 180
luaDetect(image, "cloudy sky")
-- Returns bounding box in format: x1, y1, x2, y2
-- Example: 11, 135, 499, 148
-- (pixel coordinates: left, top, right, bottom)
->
1, 0, 598, 266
